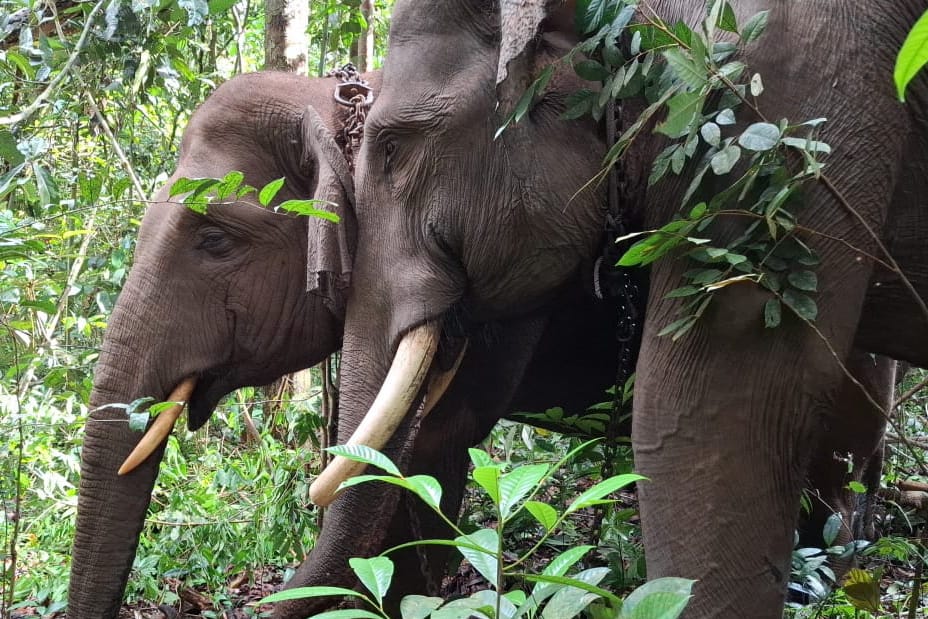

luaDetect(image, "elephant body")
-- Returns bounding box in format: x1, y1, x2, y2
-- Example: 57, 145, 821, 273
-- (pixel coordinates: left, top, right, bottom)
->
300, 1, 925, 618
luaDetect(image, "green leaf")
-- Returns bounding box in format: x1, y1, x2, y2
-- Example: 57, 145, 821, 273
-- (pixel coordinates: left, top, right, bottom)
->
574, 59, 610, 82
277, 199, 341, 221
700, 122, 720, 147
541, 568, 610, 619
717, 2, 738, 33
787, 270, 818, 292
764, 298, 781, 328
468, 448, 494, 468
349, 557, 393, 605
656, 91, 704, 138
741, 10, 769, 44
499, 463, 549, 519
710, 144, 741, 175
848, 480, 867, 494
455, 529, 499, 588
401, 595, 445, 619
895, 10, 928, 100
781, 136, 831, 154
260, 586, 368, 603
525, 500, 558, 531
842, 569, 881, 613
259, 177, 285, 206
0, 130, 24, 165
620, 578, 695, 619
566, 474, 645, 514
738, 122, 780, 151
662, 48, 707, 89
716, 108, 736, 125
326, 445, 401, 476
473, 465, 501, 504
750, 73, 764, 97
822, 513, 843, 547
782, 289, 818, 321
404, 475, 444, 509
128, 411, 150, 432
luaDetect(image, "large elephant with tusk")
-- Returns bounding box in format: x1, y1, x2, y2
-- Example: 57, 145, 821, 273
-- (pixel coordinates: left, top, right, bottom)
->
296, 1, 927, 618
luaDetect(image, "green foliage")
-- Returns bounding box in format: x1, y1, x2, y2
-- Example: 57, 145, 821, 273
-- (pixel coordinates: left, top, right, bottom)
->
170, 173, 341, 220
263, 444, 693, 619
571, 0, 829, 339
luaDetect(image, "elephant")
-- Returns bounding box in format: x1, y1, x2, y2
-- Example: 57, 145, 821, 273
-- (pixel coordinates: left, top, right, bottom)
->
295, 1, 927, 618
66, 68, 625, 617
66, 70, 370, 618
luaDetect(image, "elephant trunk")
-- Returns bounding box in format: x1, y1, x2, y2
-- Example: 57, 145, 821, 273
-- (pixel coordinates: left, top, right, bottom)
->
68, 279, 174, 618
69, 384, 167, 617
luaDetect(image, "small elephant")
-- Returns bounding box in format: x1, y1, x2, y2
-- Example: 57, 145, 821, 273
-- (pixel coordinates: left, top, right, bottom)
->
67, 70, 367, 618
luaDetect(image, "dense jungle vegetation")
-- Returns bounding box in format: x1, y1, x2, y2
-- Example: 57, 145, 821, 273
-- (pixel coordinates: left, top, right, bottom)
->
2, 1, 928, 617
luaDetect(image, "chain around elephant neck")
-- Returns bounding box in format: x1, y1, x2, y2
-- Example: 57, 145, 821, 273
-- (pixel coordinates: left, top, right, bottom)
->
328, 63, 374, 171
599, 97, 644, 454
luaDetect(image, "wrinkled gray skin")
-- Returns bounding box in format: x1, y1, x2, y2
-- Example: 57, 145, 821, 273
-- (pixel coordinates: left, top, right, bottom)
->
67, 70, 623, 617
306, 1, 928, 618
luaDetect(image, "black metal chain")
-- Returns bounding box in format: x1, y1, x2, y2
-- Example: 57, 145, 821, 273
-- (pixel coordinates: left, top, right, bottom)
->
598, 98, 645, 454
327, 63, 375, 171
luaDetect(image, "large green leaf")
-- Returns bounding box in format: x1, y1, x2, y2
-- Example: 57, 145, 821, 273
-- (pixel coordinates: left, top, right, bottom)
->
455, 528, 499, 588
620, 578, 695, 619
565, 474, 645, 514
541, 568, 609, 619
349, 556, 393, 605
895, 10, 928, 101
327, 445, 401, 476
499, 463, 549, 519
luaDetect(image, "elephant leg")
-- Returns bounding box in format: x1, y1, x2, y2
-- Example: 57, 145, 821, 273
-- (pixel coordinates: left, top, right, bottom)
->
633, 267, 872, 617
273, 315, 550, 618
801, 350, 893, 572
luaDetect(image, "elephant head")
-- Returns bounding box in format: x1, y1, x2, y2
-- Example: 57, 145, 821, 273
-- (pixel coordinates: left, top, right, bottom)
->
275, 1, 616, 616
67, 70, 375, 618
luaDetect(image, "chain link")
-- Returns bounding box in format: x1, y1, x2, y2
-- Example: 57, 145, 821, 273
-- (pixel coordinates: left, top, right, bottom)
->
327, 63, 374, 171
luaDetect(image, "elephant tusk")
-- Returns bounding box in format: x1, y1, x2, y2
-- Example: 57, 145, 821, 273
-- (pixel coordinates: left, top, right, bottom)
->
117, 377, 197, 476
421, 340, 468, 418
309, 322, 440, 507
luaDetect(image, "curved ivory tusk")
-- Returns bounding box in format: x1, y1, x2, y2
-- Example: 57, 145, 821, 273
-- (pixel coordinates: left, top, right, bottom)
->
117, 377, 197, 476
309, 322, 440, 507
422, 340, 468, 419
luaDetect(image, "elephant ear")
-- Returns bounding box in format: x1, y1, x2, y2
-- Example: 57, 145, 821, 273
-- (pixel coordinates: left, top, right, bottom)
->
497, 0, 577, 108
302, 105, 356, 317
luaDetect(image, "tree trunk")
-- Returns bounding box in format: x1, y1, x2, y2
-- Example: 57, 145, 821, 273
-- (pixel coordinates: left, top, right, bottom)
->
264, 0, 308, 73
355, 0, 373, 72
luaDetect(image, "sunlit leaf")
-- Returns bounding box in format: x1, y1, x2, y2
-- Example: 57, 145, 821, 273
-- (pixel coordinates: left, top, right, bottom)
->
895, 9, 928, 101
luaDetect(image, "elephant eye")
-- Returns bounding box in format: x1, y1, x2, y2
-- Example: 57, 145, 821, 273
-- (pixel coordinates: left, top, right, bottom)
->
383, 138, 397, 172
196, 226, 234, 256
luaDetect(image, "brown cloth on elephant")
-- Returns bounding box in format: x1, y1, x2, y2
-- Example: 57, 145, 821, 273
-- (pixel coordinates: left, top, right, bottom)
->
303, 105, 356, 315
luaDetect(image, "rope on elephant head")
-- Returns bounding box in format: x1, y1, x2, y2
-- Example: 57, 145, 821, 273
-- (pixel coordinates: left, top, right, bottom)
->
328, 63, 375, 171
